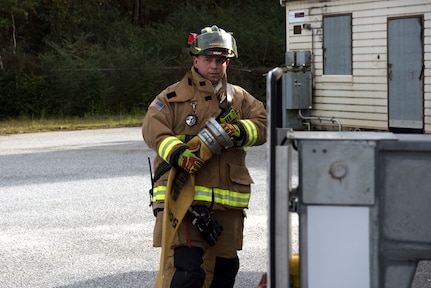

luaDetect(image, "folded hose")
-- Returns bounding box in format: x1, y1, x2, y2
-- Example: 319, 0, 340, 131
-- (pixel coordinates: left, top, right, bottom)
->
154, 118, 232, 287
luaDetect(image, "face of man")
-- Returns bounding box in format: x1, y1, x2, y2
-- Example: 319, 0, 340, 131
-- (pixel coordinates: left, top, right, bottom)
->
193, 55, 230, 85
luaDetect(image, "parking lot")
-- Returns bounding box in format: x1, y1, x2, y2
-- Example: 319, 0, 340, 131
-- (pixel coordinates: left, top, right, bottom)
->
1, 127, 430, 288
0, 127, 268, 288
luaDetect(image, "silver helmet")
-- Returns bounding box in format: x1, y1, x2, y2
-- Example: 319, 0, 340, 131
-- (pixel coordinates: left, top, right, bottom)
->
188, 25, 238, 58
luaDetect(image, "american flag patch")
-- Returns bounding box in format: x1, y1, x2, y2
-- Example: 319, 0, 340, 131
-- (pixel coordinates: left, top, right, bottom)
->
150, 99, 164, 111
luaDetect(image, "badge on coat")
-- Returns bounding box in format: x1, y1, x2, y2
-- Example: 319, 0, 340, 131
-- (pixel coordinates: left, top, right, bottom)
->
185, 114, 198, 126
186, 102, 198, 126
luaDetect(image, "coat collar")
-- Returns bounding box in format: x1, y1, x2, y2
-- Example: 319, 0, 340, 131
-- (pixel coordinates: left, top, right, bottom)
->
168, 67, 228, 102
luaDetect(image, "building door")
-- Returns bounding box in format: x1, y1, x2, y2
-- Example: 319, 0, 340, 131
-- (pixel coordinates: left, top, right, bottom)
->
388, 17, 424, 133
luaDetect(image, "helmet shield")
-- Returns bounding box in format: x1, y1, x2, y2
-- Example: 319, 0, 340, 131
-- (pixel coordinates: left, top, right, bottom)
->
189, 26, 238, 58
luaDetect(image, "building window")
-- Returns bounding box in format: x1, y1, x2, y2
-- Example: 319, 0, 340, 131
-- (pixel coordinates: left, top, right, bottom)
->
323, 14, 352, 75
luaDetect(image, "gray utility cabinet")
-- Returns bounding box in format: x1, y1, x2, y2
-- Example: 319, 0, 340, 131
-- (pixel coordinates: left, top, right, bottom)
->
283, 72, 312, 110
281, 50, 313, 130
268, 130, 431, 288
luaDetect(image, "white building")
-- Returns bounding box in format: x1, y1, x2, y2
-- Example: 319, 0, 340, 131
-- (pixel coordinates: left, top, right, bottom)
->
280, 0, 431, 133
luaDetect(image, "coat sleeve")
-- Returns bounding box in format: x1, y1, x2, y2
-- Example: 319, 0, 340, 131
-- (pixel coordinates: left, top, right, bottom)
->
142, 91, 186, 163
233, 86, 267, 147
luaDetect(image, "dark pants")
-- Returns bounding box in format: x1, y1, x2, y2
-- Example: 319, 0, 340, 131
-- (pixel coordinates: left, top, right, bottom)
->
170, 246, 205, 288
170, 246, 239, 288
210, 256, 239, 288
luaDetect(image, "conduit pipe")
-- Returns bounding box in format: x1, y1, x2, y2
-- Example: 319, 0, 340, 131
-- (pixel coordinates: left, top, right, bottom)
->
298, 109, 342, 131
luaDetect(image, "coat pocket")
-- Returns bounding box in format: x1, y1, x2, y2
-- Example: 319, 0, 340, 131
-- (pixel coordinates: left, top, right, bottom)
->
228, 163, 254, 186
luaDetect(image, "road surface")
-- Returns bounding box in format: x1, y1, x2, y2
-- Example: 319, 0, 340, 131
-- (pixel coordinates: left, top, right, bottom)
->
0, 127, 268, 288
1, 127, 429, 287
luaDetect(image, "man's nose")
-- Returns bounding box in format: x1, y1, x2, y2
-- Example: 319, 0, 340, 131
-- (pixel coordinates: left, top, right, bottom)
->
209, 59, 219, 66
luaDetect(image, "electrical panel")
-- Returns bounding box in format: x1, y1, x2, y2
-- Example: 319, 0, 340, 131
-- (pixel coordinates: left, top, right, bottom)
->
283, 72, 312, 110
296, 50, 311, 67
285, 50, 311, 67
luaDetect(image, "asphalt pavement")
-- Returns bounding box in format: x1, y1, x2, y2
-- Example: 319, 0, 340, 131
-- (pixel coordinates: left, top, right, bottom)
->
1, 127, 430, 288
0, 127, 268, 288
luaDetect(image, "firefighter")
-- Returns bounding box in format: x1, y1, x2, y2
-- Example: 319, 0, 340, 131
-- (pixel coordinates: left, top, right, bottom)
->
142, 25, 267, 288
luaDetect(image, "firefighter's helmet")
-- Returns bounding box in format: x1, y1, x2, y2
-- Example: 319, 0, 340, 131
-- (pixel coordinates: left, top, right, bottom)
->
188, 25, 238, 58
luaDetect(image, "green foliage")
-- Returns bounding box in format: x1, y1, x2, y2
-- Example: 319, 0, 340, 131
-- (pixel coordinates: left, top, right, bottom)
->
0, 0, 38, 54
0, 72, 20, 117
140, 2, 285, 101
0, 0, 285, 119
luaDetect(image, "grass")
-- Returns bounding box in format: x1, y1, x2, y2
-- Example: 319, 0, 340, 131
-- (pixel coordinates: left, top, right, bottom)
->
0, 113, 145, 135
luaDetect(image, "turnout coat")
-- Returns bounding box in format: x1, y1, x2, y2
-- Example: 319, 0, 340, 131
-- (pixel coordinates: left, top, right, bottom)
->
142, 67, 267, 217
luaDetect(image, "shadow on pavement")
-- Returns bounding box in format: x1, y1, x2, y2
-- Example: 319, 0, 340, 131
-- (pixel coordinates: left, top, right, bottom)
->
54, 270, 263, 288
54, 271, 156, 288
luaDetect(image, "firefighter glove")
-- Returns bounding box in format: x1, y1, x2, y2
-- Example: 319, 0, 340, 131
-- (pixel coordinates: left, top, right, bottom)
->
222, 122, 245, 146
201, 218, 223, 246
189, 206, 223, 246
176, 142, 204, 174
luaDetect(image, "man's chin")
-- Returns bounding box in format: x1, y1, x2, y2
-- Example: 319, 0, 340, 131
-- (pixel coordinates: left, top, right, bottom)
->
208, 75, 221, 83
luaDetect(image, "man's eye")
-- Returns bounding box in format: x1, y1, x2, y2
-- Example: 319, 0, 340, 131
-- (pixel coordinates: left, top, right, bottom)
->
203, 58, 225, 64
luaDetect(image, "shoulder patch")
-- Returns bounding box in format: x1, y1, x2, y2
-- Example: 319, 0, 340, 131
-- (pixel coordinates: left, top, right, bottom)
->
150, 99, 164, 111
167, 91, 177, 99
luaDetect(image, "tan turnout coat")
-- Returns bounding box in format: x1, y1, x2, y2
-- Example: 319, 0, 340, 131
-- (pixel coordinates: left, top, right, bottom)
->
142, 67, 267, 214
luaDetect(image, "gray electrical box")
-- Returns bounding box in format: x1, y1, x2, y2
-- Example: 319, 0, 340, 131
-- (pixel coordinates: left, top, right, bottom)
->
283, 72, 312, 110
285, 50, 312, 67
301, 140, 375, 205
296, 50, 311, 67
268, 129, 431, 288
286, 51, 296, 67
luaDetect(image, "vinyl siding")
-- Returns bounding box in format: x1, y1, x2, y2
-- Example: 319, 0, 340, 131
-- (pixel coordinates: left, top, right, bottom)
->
284, 0, 431, 132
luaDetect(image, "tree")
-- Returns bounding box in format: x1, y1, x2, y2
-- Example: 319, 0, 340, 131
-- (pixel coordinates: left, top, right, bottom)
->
0, 0, 285, 119
0, 0, 38, 71
0, 0, 37, 52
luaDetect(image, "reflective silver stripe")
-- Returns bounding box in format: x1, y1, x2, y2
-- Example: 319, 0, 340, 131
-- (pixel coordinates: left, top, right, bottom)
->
194, 188, 250, 207
152, 185, 250, 208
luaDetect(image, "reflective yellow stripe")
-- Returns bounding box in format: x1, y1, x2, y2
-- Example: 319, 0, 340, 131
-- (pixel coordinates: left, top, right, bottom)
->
158, 136, 184, 162
152, 185, 251, 208
153, 186, 168, 201
239, 119, 258, 146
195, 187, 250, 207
175, 134, 186, 142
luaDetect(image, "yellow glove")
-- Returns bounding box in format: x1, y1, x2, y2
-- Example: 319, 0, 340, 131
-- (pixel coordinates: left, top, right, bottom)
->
222, 122, 241, 138
177, 142, 204, 174
221, 122, 245, 146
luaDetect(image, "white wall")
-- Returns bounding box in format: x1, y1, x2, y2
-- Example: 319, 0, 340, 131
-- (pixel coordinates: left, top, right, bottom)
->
284, 0, 431, 132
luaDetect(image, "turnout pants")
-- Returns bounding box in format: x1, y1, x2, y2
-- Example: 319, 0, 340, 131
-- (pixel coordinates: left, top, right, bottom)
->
153, 209, 245, 288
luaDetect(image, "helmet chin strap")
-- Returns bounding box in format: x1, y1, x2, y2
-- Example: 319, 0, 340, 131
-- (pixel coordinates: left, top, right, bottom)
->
216, 81, 233, 108
213, 80, 223, 95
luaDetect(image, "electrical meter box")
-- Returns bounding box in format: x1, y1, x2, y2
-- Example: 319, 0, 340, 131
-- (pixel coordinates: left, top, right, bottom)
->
286, 51, 296, 67
283, 72, 312, 110
285, 50, 311, 67
296, 50, 311, 67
